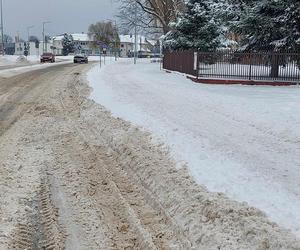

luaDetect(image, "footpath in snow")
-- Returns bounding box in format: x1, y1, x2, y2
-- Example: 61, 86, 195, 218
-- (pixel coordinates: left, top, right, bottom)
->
87, 58, 300, 237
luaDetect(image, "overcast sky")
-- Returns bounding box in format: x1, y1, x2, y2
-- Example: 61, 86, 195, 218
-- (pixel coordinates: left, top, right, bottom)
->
3, 0, 119, 40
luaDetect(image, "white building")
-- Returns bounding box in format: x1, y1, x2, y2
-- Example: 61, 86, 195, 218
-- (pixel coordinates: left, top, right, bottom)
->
51, 33, 159, 57
15, 41, 53, 56
119, 35, 154, 57
52, 33, 99, 55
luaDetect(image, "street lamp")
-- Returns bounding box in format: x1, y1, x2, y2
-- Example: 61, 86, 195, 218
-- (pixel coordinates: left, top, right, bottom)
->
42, 21, 51, 53
27, 25, 34, 56
0, 0, 4, 55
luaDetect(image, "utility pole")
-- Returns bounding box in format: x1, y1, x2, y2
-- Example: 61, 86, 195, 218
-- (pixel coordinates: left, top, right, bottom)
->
42, 21, 51, 53
114, 20, 117, 61
0, 0, 4, 55
109, 0, 118, 61
134, 1, 137, 64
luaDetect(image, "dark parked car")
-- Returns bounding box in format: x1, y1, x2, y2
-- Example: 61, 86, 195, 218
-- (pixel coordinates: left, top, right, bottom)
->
74, 54, 88, 64
41, 53, 55, 63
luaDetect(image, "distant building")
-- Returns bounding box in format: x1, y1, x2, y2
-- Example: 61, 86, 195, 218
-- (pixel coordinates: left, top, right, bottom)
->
12, 33, 160, 57
52, 33, 99, 55
119, 35, 159, 57
15, 41, 52, 56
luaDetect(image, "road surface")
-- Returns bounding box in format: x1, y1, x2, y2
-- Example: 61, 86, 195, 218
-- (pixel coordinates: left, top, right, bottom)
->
0, 63, 299, 249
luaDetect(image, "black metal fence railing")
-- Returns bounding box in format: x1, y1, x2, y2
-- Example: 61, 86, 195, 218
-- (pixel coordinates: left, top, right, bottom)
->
163, 50, 300, 82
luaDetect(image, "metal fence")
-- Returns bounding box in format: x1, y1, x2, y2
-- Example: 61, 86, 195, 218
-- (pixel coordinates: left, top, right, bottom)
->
163, 50, 300, 82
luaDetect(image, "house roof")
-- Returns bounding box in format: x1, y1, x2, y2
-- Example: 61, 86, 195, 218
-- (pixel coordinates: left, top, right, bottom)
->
147, 39, 158, 46
119, 35, 148, 44
72, 33, 90, 42
53, 33, 90, 42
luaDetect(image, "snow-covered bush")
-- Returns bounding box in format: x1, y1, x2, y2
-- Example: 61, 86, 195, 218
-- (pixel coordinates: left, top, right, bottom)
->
62, 33, 75, 56
232, 0, 300, 52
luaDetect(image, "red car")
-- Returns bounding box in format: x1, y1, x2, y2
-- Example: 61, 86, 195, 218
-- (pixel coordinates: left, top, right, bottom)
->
40, 53, 55, 63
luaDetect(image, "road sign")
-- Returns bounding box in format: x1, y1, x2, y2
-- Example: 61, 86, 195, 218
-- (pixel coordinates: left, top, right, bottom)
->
96, 40, 110, 49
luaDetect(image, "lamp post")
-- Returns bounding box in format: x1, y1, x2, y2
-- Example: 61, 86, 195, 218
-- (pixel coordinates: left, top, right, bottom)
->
42, 21, 51, 53
0, 0, 4, 55
27, 25, 34, 56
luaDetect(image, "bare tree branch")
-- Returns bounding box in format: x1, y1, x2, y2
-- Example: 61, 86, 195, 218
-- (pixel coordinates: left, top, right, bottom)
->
117, 0, 185, 35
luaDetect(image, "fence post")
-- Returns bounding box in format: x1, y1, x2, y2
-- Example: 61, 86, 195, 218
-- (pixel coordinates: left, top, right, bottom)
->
248, 53, 252, 80
193, 51, 198, 79
270, 53, 279, 78
197, 51, 199, 79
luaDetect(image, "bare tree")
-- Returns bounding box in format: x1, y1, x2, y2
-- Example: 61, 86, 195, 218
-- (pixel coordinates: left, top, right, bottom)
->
118, 0, 185, 35
88, 21, 120, 49
3, 34, 13, 43
118, 1, 154, 34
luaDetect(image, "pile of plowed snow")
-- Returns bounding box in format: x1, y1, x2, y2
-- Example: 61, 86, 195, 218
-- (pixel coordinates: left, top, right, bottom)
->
0, 55, 39, 66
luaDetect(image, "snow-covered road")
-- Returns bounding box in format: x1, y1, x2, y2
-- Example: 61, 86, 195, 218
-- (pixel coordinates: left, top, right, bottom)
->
88, 59, 300, 237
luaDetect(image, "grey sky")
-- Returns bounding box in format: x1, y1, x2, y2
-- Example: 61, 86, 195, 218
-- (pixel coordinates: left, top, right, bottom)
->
3, 0, 119, 40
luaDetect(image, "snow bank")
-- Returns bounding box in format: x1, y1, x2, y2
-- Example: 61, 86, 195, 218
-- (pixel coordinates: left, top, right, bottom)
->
87, 58, 300, 238
0, 55, 114, 78
0, 61, 72, 78
55, 55, 115, 62
0, 55, 40, 66
81, 91, 300, 249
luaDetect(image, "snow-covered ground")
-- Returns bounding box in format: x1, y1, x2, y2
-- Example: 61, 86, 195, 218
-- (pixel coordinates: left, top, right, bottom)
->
0, 55, 108, 78
0, 55, 40, 66
0, 61, 74, 78
56, 55, 107, 62
88, 58, 300, 238
0, 55, 110, 66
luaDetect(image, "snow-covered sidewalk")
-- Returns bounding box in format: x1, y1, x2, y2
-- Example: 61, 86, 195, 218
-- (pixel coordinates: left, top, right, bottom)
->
87, 58, 300, 237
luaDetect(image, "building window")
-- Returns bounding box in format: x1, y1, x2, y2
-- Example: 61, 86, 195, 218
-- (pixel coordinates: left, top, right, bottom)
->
121, 44, 124, 48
